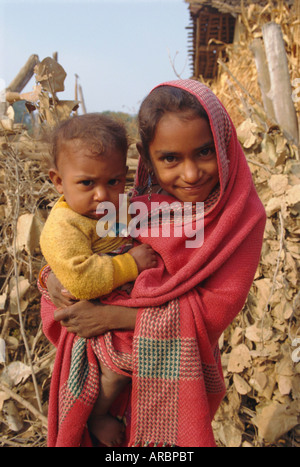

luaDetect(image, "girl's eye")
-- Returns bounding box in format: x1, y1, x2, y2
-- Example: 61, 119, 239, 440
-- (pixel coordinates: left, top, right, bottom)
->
198, 146, 215, 158
163, 155, 176, 164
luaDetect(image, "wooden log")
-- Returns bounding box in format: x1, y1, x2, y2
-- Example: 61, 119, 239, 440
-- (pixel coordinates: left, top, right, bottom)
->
250, 38, 276, 121
262, 22, 299, 145
7, 54, 39, 93
294, 0, 300, 69
79, 84, 87, 114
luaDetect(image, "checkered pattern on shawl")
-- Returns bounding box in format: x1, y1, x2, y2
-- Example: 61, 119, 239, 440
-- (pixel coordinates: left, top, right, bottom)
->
39, 79, 266, 447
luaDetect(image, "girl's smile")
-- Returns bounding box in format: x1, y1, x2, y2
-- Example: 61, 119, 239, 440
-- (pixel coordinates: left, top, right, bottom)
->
148, 113, 219, 203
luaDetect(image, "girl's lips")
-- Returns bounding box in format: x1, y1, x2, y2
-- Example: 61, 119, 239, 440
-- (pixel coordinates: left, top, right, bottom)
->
178, 183, 207, 191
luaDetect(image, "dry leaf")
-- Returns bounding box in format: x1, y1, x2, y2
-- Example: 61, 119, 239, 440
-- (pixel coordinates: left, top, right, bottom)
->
9, 276, 31, 315
1, 361, 32, 387
0, 291, 7, 311
54, 100, 79, 121
237, 119, 258, 148
277, 375, 293, 395
16, 212, 44, 255
267, 174, 289, 194
233, 373, 251, 395
249, 369, 268, 393
0, 338, 5, 364
2, 400, 24, 432
265, 196, 285, 217
227, 344, 252, 373
285, 184, 300, 207
0, 391, 9, 411
217, 421, 243, 447
245, 322, 273, 343
35, 57, 67, 93
253, 401, 299, 443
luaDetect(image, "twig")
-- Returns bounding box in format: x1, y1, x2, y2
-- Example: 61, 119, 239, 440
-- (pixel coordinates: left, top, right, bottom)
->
246, 156, 274, 173
0, 382, 48, 429
261, 208, 285, 343
8, 142, 43, 414
167, 48, 188, 79
0, 436, 29, 447
0, 311, 10, 339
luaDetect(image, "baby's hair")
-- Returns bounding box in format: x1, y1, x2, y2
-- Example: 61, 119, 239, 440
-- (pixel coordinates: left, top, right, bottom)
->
138, 85, 209, 162
51, 113, 129, 167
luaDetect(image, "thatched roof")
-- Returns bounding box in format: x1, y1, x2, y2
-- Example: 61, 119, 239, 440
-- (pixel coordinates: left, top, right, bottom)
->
185, 0, 294, 16
185, 0, 296, 79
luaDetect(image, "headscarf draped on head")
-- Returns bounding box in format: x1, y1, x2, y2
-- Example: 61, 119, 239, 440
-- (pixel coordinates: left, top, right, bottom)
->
39, 80, 266, 447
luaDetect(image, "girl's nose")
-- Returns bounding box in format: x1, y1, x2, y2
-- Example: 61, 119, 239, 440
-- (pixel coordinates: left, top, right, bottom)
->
182, 160, 201, 184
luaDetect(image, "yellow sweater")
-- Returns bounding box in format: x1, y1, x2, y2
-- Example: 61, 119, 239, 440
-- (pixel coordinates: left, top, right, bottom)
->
40, 196, 138, 300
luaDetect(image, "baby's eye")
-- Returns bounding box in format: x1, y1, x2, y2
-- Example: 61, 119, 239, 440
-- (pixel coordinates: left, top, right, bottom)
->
79, 180, 93, 186
108, 179, 120, 186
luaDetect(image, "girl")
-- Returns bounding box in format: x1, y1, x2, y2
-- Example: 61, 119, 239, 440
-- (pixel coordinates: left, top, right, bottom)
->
39, 79, 266, 447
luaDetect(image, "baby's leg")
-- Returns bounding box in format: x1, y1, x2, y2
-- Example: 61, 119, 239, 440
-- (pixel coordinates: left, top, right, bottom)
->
88, 361, 130, 447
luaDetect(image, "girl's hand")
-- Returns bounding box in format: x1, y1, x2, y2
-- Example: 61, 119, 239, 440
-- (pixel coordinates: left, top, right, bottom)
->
54, 300, 138, 338
46, 271, 77, 308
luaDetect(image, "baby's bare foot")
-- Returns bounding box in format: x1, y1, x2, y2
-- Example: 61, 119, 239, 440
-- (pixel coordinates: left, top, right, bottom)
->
88, 413, 125, 447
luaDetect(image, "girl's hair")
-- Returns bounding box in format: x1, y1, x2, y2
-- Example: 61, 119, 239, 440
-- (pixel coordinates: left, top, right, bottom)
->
138, 85, 209, 162
51, 113, 129, 167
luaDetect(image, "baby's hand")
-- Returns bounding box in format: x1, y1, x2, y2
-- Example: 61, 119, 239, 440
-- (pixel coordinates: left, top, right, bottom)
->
129, 244, 157, 273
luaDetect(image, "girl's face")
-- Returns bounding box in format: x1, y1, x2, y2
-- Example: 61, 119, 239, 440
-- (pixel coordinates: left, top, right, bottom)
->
148, 113, 219, 203
49, 139, 128, 219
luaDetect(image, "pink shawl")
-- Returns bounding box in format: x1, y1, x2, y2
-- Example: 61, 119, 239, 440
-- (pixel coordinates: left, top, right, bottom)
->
40, 79, 266, 447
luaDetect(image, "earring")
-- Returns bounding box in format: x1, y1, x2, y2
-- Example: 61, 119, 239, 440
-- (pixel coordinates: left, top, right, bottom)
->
147, 172, 153, 201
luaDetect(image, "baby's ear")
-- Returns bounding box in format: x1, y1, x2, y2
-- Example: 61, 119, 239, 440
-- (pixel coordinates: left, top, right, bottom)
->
49, 168, 64, 194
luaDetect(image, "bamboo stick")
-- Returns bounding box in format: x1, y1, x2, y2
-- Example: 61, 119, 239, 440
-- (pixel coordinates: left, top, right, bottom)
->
262, 22, 299, 145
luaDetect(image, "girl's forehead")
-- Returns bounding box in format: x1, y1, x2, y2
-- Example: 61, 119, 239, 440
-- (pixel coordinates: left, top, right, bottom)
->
153, 113, 213, 142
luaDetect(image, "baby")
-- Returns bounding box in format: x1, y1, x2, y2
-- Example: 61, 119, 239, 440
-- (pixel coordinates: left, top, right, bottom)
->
40, 113, 157, 446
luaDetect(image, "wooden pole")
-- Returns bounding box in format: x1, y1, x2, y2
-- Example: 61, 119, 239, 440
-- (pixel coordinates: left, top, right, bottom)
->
195, 16, 200, 78
250, 38, 276, 121
296, 0, 300, 70
79, 84, 87, 114
7, 54, 39, 93
262, 22, 299, 145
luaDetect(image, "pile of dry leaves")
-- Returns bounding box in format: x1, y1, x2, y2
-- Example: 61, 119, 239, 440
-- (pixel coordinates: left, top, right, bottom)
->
212, 118, 300, 447
209, 1, 300, 447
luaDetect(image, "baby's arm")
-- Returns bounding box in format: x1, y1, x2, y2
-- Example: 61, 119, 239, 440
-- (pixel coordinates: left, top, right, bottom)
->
40, 210, 138, 300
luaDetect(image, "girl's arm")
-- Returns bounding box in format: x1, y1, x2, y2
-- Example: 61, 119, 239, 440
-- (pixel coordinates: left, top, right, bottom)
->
53, 301, 138, 338
45, 270, 138, 338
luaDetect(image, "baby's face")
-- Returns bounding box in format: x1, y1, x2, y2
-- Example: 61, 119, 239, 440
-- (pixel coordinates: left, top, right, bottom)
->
51, 139, 128, 219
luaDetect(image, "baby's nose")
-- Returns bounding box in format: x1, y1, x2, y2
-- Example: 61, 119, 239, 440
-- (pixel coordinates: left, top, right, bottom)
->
94, 186, 108, 202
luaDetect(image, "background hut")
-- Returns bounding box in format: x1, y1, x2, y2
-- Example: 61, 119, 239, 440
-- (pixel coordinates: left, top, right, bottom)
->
185, 0, 299, 144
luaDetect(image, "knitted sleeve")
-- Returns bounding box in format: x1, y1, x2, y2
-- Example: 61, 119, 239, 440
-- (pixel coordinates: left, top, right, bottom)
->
40, 208, 138, 300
